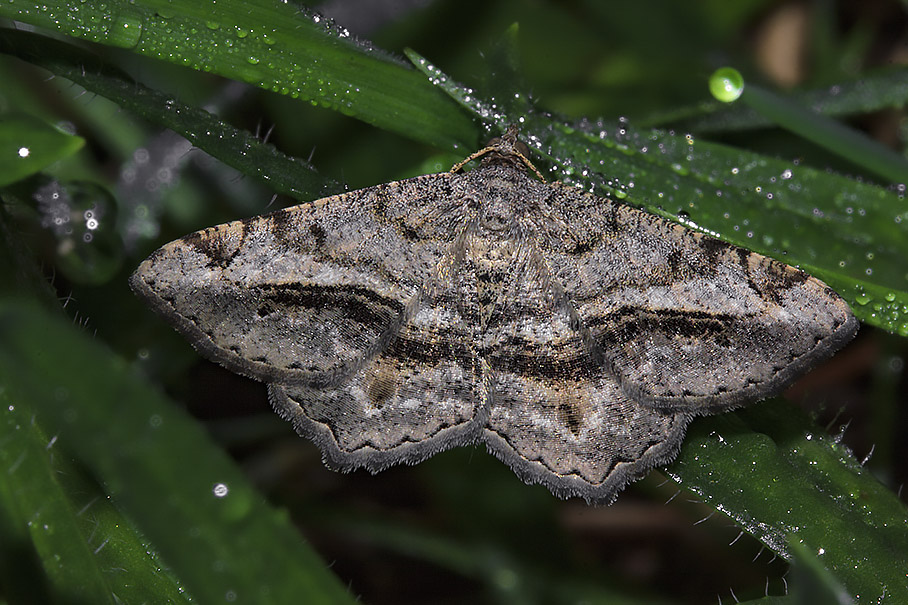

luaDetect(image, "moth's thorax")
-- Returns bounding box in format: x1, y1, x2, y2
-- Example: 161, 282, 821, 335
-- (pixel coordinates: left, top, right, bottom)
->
478, 196, 518, 233
463, 163, 541, 236
469, 230, 519, 265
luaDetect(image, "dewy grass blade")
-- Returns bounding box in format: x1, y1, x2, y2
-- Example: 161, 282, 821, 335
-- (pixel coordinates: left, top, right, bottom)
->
0, 395, 190, 603
668, 399, 908, 603
0, 300, 357, 605
0, 0, 477, 150
740, 81, 908, 185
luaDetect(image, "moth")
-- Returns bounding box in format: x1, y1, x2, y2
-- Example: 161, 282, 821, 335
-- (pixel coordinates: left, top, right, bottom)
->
131, 127, 858, 504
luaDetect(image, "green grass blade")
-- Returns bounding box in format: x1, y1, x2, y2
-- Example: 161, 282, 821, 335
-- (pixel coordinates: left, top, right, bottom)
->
0, 397, 116, 605
0, 299, 356, 605
0, 0, 477, 150
0, 28, 339, 202
0, 113, 84, 187
785, 540, 855, 605
667, 400, 908, 603
739, 82, 908, 185
645, 67, 908, 133
0, 394, 190, 604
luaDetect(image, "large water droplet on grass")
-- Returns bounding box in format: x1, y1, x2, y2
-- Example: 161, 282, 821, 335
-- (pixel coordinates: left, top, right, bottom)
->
709, 67, 744, 103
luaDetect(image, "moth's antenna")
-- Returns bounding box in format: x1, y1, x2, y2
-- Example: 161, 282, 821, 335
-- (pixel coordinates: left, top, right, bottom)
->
450, 125, 545, 182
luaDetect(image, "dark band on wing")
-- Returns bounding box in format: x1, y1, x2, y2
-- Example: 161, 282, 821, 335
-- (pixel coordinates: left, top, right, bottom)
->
252, 283, 480, 374
381, 334, 475, 370
590, 306, 738, 346
382, 306, 746, 383
252, 282, 405, 328
490, 352, 594, 382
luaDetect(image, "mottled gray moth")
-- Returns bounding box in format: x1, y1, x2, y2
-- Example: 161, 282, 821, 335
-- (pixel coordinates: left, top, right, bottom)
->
130, 127, 858, 504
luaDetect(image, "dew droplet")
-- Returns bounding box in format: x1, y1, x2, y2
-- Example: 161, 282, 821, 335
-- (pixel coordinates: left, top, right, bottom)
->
708, 67, 744, 103
107, 9, 144, 48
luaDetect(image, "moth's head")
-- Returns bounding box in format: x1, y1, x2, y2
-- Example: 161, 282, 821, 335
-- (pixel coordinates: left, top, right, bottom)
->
482, 124, 533, 168
471, 125, 544, 182
448, 124, 545, 181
